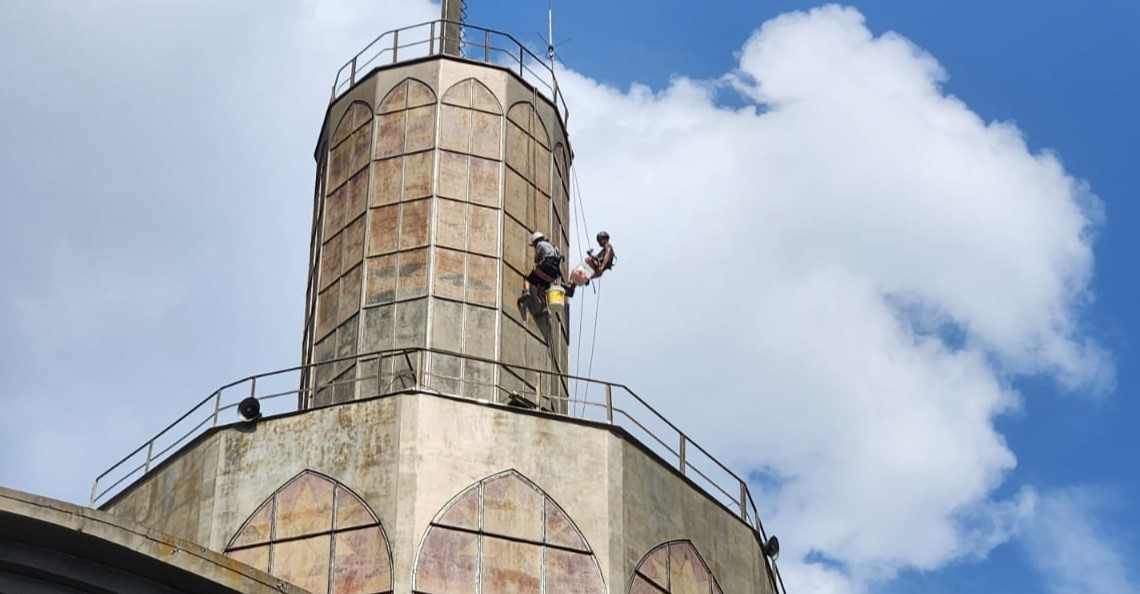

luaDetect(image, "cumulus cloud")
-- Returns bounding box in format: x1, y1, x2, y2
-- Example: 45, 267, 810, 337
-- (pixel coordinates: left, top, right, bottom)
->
0, 0, 437, 501
1020, 487, 1138, 594
558, 4, 1111, 591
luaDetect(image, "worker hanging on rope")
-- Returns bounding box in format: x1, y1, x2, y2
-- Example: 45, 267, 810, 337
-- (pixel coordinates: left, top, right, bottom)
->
518, 231, 564, 316
566, 231, 615, 297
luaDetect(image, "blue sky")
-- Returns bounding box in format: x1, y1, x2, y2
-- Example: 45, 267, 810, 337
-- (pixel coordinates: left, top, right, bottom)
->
1, 1, 1137, 593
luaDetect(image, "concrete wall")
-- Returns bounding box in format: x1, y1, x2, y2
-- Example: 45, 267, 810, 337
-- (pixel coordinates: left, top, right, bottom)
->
303, 58, 573, 411
105, 393, 777, 594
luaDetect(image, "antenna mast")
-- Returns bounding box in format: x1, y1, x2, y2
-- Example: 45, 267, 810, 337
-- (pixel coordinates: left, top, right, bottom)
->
548, 0, 556, 62
547, 0, 560, 98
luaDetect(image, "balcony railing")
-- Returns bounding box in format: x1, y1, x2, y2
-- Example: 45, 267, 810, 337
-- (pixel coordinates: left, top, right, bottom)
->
330, 19, 570, 125
90, 347, 785, 593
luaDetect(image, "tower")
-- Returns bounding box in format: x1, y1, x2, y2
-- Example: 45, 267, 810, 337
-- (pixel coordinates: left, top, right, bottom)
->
61, 6, 787, 594
300, 0, 572, 412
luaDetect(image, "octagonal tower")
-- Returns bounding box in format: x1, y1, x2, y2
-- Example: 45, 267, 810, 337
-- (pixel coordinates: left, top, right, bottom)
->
300, 16, 573, 411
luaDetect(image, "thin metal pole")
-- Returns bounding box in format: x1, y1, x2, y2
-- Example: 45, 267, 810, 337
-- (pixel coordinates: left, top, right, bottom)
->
484, 30, 490, 62
144, 441, 154, 473
211, 391, 222, 427
415, 350, 425, 391
89, 481, 98, 507
679, 436, 687, 476
605, 384, 613, 423
535, 371, 543, 408
350, 56, 357, 86
739, 480, 748, 520
377, 356, 385, 397
393, 29, 400, 63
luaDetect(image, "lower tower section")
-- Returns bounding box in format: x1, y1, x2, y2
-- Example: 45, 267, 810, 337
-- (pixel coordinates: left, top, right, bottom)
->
102, 392, 778, 594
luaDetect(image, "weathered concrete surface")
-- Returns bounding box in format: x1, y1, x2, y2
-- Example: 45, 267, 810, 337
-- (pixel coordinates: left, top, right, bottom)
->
0, 486, 309, 594
105, 392, 778, 593
303, 57, 574, 410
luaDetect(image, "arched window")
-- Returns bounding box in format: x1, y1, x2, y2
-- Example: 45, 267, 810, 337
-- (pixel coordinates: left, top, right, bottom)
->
630, 540, 724, 594
225, 470, 393, 594
413, 469, 606, 594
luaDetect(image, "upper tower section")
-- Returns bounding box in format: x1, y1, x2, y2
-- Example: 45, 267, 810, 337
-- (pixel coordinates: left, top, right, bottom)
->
301, 10, 574, 411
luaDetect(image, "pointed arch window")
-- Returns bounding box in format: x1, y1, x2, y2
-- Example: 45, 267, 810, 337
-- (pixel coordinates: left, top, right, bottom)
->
630, 540, 724, 594
413, 469, 606, 594
225, 470, 393, 594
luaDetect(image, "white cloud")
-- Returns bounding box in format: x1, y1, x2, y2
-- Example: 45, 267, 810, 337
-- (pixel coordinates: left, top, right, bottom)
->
0, 0, 438, 502
1020, 487, 1138, 594
557, 4, 1109, 591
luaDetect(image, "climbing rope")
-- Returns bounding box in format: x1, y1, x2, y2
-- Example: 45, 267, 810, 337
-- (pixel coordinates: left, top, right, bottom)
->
570, 167, 588, 397
568, 164, 604, 417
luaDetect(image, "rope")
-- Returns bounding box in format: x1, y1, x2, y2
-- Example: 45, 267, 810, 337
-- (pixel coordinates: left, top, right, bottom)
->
569, 166, 590, 411
568, 164, 604, 417
571, 191, 587, 405
584, 280, 603, 397
571, 165, 592, 250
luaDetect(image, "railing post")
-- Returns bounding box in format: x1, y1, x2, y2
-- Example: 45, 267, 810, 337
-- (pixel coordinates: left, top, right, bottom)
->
429, 21, 436, 55
376, 356, 385, 397
415, 350, 425, 391
739, 480, 748, 520
519, 45, 525, 77
89, 481, 98, 507
350, 56, 357, 86
535, 371, 542, 408
393, 29, 400, 63
211, 391, 222, 427
679, 436, 687, 476
144, 441, 154, 473
605, 384, 613, 423
484, 30, 490, 62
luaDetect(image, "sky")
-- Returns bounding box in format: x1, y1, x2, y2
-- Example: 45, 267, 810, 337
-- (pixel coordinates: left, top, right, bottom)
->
0, 1, 1137, 593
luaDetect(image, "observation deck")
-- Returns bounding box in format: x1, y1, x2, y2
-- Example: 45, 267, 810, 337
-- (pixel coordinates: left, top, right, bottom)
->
91, 348, 787, 593
328, 19, 570, 125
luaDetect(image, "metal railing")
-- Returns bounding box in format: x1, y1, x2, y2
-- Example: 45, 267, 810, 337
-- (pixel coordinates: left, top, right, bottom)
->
329, 19, 571, 125
90, 347, 784, 593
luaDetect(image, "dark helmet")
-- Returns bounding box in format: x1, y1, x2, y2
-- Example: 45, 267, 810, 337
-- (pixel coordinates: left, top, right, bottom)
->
597, 231, 610, 242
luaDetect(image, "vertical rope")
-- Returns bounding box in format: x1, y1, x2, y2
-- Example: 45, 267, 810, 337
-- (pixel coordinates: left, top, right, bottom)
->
570, 170, 588, 409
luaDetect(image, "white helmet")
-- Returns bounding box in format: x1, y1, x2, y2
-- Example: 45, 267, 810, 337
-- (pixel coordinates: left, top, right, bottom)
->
531, 231, 545, 244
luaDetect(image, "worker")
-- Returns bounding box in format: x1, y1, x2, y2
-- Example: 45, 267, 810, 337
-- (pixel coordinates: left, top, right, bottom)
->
585, 231, 615, 280
519, 231, 563, 307
566, 231, 614, 298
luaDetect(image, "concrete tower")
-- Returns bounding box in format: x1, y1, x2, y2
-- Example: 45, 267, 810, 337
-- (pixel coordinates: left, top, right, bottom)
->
41, 6, 788, 594
300, 0, 572, 411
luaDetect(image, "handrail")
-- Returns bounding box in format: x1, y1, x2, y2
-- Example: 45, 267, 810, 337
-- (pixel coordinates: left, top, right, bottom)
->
329, 19, 570, 125
90, 346, 783, 593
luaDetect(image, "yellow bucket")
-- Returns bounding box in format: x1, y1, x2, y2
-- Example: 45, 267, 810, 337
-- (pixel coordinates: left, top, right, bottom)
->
546, 285, 566, 312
